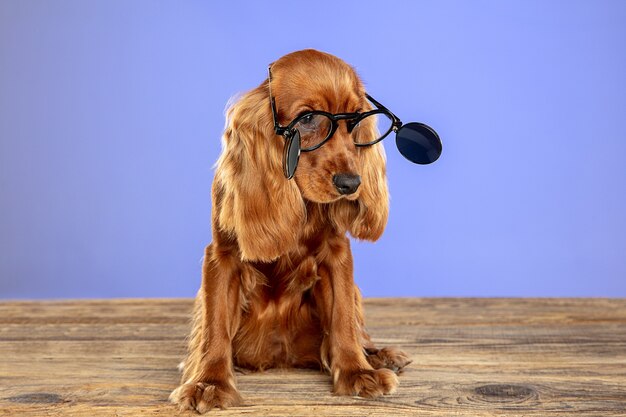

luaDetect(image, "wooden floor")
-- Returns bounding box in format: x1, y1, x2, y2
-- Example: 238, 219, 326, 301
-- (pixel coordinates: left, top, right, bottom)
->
0, 298, 625, 416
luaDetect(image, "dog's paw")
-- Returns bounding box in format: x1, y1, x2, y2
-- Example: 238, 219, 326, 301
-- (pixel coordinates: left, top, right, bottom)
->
333, 368, 398, 398
169, 381, 242, 413
365, 346, 413, 373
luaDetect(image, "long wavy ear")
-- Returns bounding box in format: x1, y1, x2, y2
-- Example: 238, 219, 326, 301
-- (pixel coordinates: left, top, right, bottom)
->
329, 138, 389, 242
348, 140, 390, 241
214, 82, 305, 262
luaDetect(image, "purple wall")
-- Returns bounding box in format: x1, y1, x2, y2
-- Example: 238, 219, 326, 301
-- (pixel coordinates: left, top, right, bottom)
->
1, 0, 625, 299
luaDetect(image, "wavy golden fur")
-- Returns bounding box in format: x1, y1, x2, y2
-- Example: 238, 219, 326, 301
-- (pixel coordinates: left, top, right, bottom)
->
170, 49, 411, 413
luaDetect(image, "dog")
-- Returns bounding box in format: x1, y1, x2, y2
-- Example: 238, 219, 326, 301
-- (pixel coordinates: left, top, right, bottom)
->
170, 49, 411, 413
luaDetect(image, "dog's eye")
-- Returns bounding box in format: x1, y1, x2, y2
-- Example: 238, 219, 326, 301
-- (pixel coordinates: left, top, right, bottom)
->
300, 114, 314, 126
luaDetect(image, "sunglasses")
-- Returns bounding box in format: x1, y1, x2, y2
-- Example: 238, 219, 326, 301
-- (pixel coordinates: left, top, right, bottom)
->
268, 66, 442, 179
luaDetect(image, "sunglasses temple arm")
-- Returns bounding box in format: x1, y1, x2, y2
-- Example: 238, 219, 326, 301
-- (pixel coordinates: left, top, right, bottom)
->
268, 69, 278, 130
271, 98, 281, 131
267, 65, 289, 139
366, 93, 403, 129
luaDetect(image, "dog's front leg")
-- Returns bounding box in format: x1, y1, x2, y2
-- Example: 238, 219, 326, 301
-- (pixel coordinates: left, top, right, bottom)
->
170, 244, 242, 413
317, 236, 398, 398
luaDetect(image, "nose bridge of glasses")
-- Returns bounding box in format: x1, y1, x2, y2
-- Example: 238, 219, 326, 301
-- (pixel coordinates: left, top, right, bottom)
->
333, 112, 360, 120
304, 112, 360, 140
332, 112, 361, 134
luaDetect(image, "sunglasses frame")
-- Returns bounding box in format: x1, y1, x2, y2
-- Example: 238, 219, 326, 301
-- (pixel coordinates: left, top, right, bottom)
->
267, 65, 440, 178
272, 102, 402, 152
269, 66, 402, 149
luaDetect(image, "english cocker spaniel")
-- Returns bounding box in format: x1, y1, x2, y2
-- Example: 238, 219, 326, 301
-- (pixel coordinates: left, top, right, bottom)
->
170, 49, 411, 413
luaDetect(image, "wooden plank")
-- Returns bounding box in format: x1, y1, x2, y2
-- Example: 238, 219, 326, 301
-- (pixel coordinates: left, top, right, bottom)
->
0, 298, 625, 416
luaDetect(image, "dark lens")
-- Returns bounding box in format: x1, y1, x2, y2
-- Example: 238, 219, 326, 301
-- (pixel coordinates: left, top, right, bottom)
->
395, 122, 442, 164
283, 130, 301, 179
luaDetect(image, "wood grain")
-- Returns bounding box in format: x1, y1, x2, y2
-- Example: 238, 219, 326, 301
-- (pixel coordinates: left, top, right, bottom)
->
0, 298, 625, 416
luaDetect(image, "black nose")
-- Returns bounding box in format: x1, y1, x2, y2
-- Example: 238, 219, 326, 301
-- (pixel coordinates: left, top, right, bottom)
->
333, 173, 361, 195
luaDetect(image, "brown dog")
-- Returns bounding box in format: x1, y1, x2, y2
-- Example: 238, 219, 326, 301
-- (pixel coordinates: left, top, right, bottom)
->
170, 49, 411, 413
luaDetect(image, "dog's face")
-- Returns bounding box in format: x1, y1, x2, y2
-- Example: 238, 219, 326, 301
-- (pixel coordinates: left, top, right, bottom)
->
270, 50, 377, 204
216, 49, 388, 261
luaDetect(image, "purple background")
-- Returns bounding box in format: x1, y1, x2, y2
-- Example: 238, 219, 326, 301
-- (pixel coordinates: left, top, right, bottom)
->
1, 1, 625, 299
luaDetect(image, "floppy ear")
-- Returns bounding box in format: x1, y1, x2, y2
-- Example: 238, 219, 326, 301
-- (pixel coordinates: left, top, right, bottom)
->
329, 135, 389, 242
348, 141, 389, 241
214, 82, 306, 262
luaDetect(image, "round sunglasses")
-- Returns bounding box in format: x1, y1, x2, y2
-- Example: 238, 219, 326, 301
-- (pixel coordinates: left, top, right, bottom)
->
269, 67, 442, 178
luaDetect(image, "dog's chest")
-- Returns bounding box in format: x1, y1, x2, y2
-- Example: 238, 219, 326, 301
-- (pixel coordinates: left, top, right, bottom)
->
232, 255, 325, 369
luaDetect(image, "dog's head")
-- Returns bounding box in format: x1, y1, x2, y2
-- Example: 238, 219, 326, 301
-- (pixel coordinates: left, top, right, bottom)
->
216, 49, 389, 261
